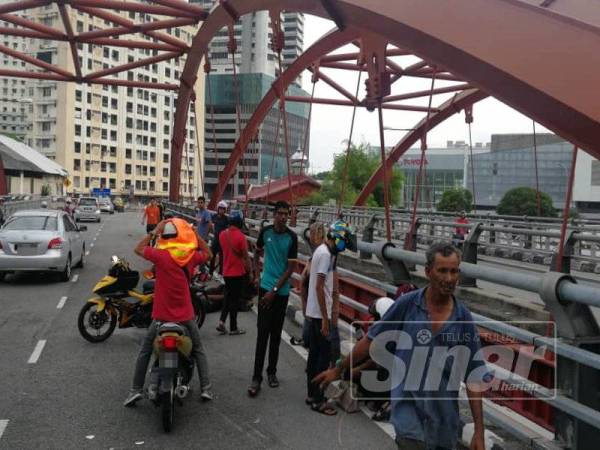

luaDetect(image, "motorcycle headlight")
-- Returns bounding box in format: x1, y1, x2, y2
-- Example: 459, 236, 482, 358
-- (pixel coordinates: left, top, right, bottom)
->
96, 209, 100, 214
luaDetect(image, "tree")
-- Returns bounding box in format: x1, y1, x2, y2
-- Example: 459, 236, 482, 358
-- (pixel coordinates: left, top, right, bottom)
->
437, 188, 473, 212
496, 187, 556, 217
310, 142, 403, 207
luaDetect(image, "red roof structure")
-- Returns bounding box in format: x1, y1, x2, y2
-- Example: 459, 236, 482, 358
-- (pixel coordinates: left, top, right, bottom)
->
235, 174, 320, 204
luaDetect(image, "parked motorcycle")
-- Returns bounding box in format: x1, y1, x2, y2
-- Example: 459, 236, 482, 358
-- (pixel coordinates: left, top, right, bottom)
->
147, 322, 194, 432
77, 256, 207, 343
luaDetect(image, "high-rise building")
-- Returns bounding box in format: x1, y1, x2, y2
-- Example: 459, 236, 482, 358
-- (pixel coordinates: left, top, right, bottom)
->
0, 2, 204, 200
193, 1, 309, 200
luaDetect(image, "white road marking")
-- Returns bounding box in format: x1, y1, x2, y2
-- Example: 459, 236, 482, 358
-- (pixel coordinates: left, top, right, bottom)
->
90, 243, 94, 248
27, 340, 47, 364
0, 420, 8, 440
93, 237, 97, 242
85, 251, 90, 256
56, 296, 67, 309
71, 274, 79, 283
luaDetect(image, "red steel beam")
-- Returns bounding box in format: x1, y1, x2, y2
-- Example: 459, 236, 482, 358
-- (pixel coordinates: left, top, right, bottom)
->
0, 27, 57, 39
0, 68, 69, 81
0, 0, 50, 15
0, 13, 67, 39
285, 95, 439, 113
87, 78, 178, 90
81, 37, 180, 52
0, 43, 74, 79
383, 83, 472, 103
68, 0, 203, 19
57, 4, 82, 80
320, 47, 409, 63
73, 5, 190, 50
76, 17, 198, 41
355, 89, 488, 206
84, 51, 182, 80
150, 0, 208, 18
306, 66, 358, 104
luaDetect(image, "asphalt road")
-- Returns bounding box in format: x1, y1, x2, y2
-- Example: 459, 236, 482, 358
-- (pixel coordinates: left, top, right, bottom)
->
0, 211, 395, 450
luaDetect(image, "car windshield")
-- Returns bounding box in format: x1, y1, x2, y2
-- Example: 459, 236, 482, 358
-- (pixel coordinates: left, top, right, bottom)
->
3, 216, 58, 231
78, 198, 97, 206
99, 198, 111, 204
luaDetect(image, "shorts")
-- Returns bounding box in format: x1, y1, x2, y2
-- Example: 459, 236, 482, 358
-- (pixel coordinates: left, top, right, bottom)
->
146, 223, 157, 234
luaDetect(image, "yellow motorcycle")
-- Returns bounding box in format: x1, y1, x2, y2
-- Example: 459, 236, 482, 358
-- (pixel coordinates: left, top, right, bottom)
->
77, 256, 207, 343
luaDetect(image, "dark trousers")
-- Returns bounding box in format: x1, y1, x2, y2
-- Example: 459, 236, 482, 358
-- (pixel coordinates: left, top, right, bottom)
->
306, 318, 332, 404
252, 288, 289, 381
220, 275, 245, 331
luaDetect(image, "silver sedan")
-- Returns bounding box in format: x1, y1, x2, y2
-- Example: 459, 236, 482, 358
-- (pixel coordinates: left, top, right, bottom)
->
0, 209, 87, 282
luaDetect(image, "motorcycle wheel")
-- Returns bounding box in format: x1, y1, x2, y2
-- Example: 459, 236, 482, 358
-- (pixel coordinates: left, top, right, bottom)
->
193, 295, 207, 329
161, 385, 175, 433
77, 301, 117, 343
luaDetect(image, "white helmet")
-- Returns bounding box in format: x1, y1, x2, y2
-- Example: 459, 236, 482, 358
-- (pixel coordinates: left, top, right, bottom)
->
40, 201, 48, 208
217, 200, 228, 209
369, 297, 395, 321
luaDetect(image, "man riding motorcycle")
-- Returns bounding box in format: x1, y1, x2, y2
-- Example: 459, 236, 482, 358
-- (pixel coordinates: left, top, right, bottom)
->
124, 218, 214, 406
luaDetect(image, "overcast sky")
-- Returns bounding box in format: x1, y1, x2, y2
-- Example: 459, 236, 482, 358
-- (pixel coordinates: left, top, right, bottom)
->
301, 15, 551, 174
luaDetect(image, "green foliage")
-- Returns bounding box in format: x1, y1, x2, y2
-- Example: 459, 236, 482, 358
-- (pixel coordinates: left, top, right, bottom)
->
312, 142, 403, 207
312, 171, 329, 181
436, 188, 473, 213
496, 187, 556, 217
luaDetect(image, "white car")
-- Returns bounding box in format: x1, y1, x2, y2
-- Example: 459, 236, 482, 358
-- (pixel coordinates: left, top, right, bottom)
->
99, 197, 114, 214
74, 197, 101, 222
0, 209, 87, 281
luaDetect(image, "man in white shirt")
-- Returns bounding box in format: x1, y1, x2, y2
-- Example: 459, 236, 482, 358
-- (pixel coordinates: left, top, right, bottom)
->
305, 221, 353, 415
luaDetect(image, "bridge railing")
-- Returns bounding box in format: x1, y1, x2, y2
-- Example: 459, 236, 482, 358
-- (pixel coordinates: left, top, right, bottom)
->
164, 201, 600, 448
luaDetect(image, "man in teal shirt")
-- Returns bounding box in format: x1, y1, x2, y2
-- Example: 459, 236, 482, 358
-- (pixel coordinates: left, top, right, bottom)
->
248, 201, 298, 396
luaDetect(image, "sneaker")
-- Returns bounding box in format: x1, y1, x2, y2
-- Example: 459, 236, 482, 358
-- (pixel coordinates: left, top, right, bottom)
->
123, 389, 143, 407
216, 324, 227, 335
248, 379, 261, 397
267, 374, 279, 388
229, 328, 246, 335
200, 388, 213, 401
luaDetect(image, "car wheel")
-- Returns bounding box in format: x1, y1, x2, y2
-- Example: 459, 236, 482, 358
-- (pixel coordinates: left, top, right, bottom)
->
76, 245, 85, 268
60, 256, 72, 282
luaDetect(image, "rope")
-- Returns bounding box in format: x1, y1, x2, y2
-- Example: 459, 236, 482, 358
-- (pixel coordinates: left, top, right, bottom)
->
532, 121, 541, 217
555, 145, 578, 273
299, 79, 316, 177
337, 70, 362, 218
406, 68, 437, 249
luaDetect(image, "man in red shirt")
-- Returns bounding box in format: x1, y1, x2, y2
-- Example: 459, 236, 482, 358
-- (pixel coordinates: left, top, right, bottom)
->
216, 210, 252, 335
124, 218, 214, 406
454, 210, 469, 239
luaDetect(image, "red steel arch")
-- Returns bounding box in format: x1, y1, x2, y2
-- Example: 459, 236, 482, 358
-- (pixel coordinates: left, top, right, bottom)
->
172, 0, 600, 202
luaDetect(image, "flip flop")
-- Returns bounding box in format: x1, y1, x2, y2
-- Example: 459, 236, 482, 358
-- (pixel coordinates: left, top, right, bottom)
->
311, 402, 337, 416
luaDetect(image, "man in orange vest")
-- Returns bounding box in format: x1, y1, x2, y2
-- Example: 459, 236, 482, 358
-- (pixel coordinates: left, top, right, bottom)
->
142, 199, 161, 234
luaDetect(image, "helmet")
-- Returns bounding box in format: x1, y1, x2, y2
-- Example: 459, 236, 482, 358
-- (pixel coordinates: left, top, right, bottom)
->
368, 297, 395, 321
328, 220, 355, 253
156, 218, 199, 267
217, 200, 228, 209
40, 201, 48, 208
229, 209, 244, 227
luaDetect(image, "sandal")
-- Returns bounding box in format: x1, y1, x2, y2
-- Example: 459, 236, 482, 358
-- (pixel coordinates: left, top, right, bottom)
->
290, 336, 304, 346
372, 402, 391, 422
311, 401, 337, 416
229, 329, 246, 335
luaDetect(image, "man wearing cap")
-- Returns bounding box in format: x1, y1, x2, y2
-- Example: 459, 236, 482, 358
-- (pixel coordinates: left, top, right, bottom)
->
209, 200, 229, 275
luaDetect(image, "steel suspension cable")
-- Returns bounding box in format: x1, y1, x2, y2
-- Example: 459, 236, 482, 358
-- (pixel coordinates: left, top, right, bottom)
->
299, 78, 316, 177
337, 70, 363, 219
265, 104, 283, 209
556, 145, 578, 273
204, 60, 220, 185
532, 120, 541, 216
377, 102, 393, 241
406, 69, 437, 249
192, 96, 204, 195
229, 27, 250, 214
467, 118, 477, 214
